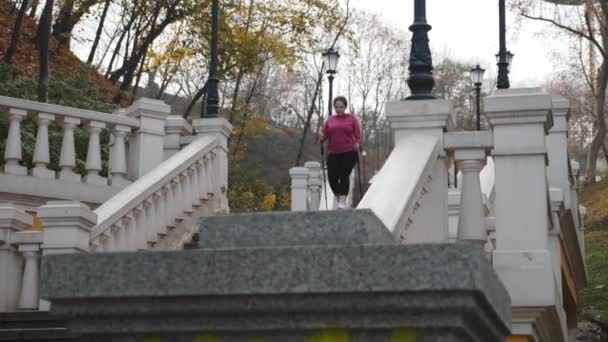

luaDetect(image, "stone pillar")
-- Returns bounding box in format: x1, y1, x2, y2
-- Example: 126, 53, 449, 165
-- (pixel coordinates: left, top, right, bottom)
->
12, 231, 43, 310
0, 204, 32, 312
289, 167, 309, 211
484, 88, 563, 341
304, 161, 322, 211
126, 98, 170, 180
547, 96, 572, 207
192, 117, 233, 211
385, 99, 454, 242
444, 131, 493, 244
38, 201, 97, 255
3, 108, 27, 175
164, 116, 193, 160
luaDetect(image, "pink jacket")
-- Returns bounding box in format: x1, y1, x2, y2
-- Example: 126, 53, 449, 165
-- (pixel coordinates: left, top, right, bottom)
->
321, 114, 362, 155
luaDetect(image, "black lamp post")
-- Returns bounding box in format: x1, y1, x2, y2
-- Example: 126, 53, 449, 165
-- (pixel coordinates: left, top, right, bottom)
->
470, 65, 485, 130
496, 0, 514, 89
406, 0, 435, 100
322, 47, 340, 115
204, 0, 220, 118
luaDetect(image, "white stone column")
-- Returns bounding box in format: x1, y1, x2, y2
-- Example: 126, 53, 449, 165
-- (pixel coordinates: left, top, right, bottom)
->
548, 188, 565, 298
32, 113, 55, 179
109, 124, 131, 188
547, 96, 571, 207
163, 184, 176, 230
180, 171, 193, 215
290, 167, 309, 211
134, 203, 148, 250
384, 99, 454, 242
145, 196, 159, 246
197, 160, 209, 200
192, 118, 233, 210
38, 201, 97, 255
164, 116, 192, 160
443, 131, 493, 244
4, 108, 28, 175
84, 120, 107, 185
0, 204, 32, 312
190, 166, 201, 208
305, 161, 322, 210
126, 98, 170, 180
12, 231, 43, 310
484, 88, 561, 339
58, 117, 81, 182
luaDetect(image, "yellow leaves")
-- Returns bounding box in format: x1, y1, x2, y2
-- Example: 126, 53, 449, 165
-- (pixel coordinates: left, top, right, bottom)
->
260, 193, 277, 211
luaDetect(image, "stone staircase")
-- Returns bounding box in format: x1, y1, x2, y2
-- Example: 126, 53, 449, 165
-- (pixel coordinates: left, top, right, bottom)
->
40, 210, 511, 342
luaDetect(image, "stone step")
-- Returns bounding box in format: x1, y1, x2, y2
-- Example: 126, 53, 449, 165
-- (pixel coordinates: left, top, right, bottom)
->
197, 209, 397, 249
0, 311, 73, 341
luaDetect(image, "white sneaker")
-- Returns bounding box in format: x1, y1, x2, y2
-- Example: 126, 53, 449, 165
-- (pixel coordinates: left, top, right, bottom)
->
337, 201, 346, 209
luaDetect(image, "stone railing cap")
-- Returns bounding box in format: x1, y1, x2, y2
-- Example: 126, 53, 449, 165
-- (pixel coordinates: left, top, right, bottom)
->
165, 116, 193, 135
443, 131, 493, 150
37, 201, 97, 224
11, 231, 43, 245
125, 98, 171, 119
289, 167, 309, 177
0, 203, 34, 226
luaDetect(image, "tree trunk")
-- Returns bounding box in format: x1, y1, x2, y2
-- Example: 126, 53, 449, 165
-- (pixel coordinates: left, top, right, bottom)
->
3, 0, 29, 65
182, 82, 208, 119
105, 15, 134, 78
36, 0, 54, 103
87, 0, 111, 64
52, 0, 75, 48
28, 0, 39, 16
586, 56, 608, 183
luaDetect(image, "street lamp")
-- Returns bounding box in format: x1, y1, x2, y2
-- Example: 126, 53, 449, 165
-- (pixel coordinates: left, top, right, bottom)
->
322, 47, 340, 115
203, 0, 220, 118
470, 64, 485, 130
406, 0, 435, 100
496, 0, 513, 89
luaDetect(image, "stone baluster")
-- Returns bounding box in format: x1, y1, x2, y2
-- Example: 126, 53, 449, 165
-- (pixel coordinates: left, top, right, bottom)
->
109, 124, 131, 187
197, 160, 209, 201
134, 203, 148, 250
12, 231, 43, 310
38, 201, 97, 255
204, 155, 215, 197
58, 117, 81, 182
163, 184, 176, 230
123, 213, 136, 250
84, 121, 107, 185
549, 188, 565, 299
289, 167, 309, 211
145, 196, 159, 246
190, 166, 201, 208
3, 108, 28, 175
173, 177, 185, 220
155, 190, 167, 239
181, 171, 193, 215
0, 204, 33, 312
444, 132, 493, 244
32, 113, 55, 179
304, 161, 322, 211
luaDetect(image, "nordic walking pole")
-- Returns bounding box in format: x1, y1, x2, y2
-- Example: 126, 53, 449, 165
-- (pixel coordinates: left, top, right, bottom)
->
320, 143, 329, 210
356, 146, 364, 203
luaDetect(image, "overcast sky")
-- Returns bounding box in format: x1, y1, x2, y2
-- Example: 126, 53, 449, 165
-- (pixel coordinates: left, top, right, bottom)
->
349, 0, 565, 89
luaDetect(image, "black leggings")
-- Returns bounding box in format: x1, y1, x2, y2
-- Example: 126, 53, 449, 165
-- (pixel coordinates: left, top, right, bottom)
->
326, 151, 358, 196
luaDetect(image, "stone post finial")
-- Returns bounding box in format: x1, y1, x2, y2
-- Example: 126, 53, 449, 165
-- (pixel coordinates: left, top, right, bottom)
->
38, 201, 97, 255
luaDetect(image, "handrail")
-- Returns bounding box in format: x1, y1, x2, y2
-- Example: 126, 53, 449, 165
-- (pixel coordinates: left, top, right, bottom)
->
0, 95, 139, 127
357, 134, 440, 234
91, 135, 217, 239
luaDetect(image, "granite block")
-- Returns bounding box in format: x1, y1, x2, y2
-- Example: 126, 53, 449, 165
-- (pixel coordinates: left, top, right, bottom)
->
41, 242, 511, 341
197, 209, 398, 248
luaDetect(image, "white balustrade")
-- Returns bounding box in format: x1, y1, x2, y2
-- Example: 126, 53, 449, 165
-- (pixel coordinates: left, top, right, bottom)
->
304, 161, 322, 211
110, 124, 130, 187
289, 167, 309, 211
91, 135, 221, 252
84, 121, 107, 185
